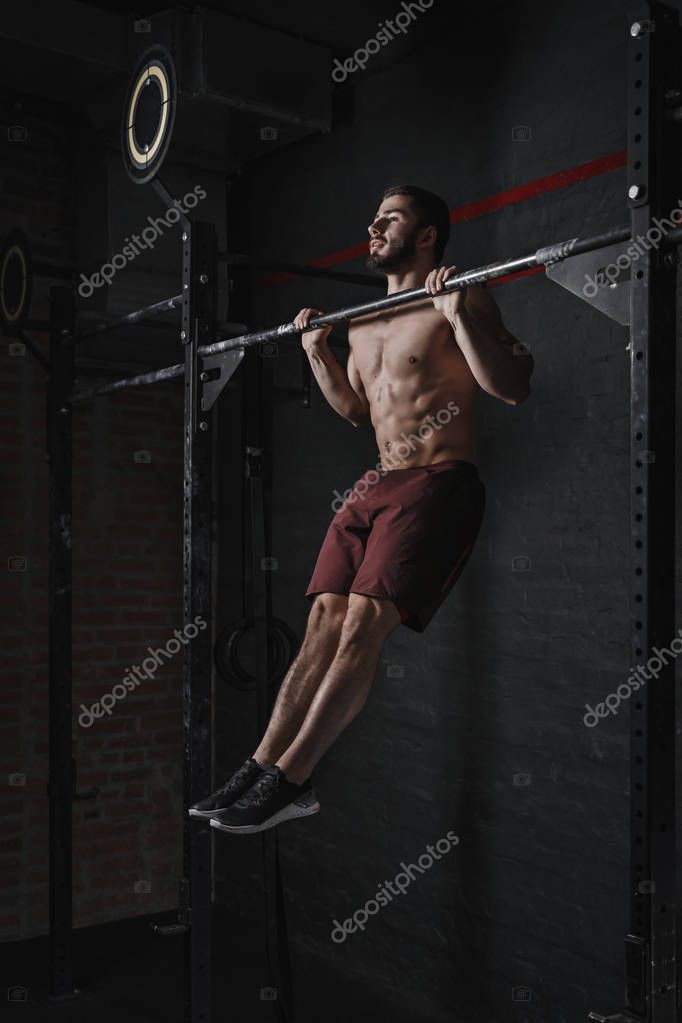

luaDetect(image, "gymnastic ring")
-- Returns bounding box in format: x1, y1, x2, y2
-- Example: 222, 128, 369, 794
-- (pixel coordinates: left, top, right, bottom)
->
214, 616, 299, 691
0, 230, 33, 337
121, 44, 177, 184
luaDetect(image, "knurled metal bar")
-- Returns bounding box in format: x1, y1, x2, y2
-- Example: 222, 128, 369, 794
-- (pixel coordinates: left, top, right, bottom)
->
68, 224, 639, 405
66, 221, 682, 406
72, 294, 183, 343
202, 225, 639, 355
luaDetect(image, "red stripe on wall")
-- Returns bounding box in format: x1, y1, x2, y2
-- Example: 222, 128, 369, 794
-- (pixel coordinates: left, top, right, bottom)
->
486, 265, 545, 287
258, 149, 626, 288
450, 150, 627, 224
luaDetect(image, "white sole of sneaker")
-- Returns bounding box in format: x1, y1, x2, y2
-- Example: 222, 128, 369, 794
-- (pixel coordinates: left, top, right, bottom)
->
209, 791, 320, 835
188, 807, 227, 819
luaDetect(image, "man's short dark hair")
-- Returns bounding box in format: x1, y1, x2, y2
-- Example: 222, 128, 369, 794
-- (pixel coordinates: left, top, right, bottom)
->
381, 184, 451, 263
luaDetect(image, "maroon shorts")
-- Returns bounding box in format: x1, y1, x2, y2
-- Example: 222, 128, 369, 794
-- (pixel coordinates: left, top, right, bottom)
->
305, 459, 485, 632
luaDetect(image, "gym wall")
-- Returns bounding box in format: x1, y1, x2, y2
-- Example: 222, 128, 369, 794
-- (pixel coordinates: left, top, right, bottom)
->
211, 1, 682, 1021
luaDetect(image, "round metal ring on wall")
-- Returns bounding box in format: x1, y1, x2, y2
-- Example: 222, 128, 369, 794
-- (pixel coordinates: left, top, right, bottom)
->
214, 617, 299, 691
0, 230, 33, 337
121, 45, 177, 184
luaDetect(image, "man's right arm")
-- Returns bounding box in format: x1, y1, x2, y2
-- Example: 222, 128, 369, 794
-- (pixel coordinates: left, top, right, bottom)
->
295, 307, 370, 427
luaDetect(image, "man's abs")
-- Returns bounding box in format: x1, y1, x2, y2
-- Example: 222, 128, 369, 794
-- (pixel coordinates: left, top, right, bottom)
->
349, 302, 478, 470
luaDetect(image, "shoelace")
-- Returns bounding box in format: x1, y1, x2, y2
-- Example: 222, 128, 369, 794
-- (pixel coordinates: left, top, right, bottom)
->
237, 770, 280, 808
217, 761, 257, 796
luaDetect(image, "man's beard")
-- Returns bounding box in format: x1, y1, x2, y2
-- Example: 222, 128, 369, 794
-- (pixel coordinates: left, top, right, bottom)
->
366, 230, 418, 273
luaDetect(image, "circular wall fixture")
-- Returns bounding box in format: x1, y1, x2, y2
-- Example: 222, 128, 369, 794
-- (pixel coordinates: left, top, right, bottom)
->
0, 230, 32, 336
121, 45, 177, 184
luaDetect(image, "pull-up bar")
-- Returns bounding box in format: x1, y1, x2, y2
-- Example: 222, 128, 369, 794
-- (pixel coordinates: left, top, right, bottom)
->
74, 294, 183, 342
70, 219, 678, 406
201, 224, 638, 357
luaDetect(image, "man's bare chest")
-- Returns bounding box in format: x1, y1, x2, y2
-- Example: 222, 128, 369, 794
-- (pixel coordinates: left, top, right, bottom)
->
350, 310, 464, 385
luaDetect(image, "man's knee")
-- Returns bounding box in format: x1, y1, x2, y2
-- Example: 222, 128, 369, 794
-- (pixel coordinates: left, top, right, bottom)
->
341, 593, 401, 644
307, 592, 348, 634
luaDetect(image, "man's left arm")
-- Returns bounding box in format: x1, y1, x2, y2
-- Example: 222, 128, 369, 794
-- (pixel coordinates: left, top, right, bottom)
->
426, 266, 534, 406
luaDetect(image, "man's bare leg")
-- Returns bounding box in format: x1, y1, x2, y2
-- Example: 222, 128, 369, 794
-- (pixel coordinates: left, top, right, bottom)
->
252, 592, 348, 766
275, 593, 401, 784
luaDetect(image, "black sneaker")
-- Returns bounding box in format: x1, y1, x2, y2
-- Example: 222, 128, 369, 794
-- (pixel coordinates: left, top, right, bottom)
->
188, 758, 265, 818
209, 765, 320, 834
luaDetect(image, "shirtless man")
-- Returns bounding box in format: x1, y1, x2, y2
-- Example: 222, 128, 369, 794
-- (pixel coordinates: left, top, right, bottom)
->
190, 184, 533, 834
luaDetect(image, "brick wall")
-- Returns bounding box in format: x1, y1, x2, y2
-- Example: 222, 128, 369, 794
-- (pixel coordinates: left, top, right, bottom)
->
0, 93, 185, 940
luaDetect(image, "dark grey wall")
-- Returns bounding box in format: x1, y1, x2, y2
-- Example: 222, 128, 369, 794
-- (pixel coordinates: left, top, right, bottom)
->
214, 3, 681, 1021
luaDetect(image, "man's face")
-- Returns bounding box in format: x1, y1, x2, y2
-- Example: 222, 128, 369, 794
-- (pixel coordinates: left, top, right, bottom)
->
366, 194, 422, 272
